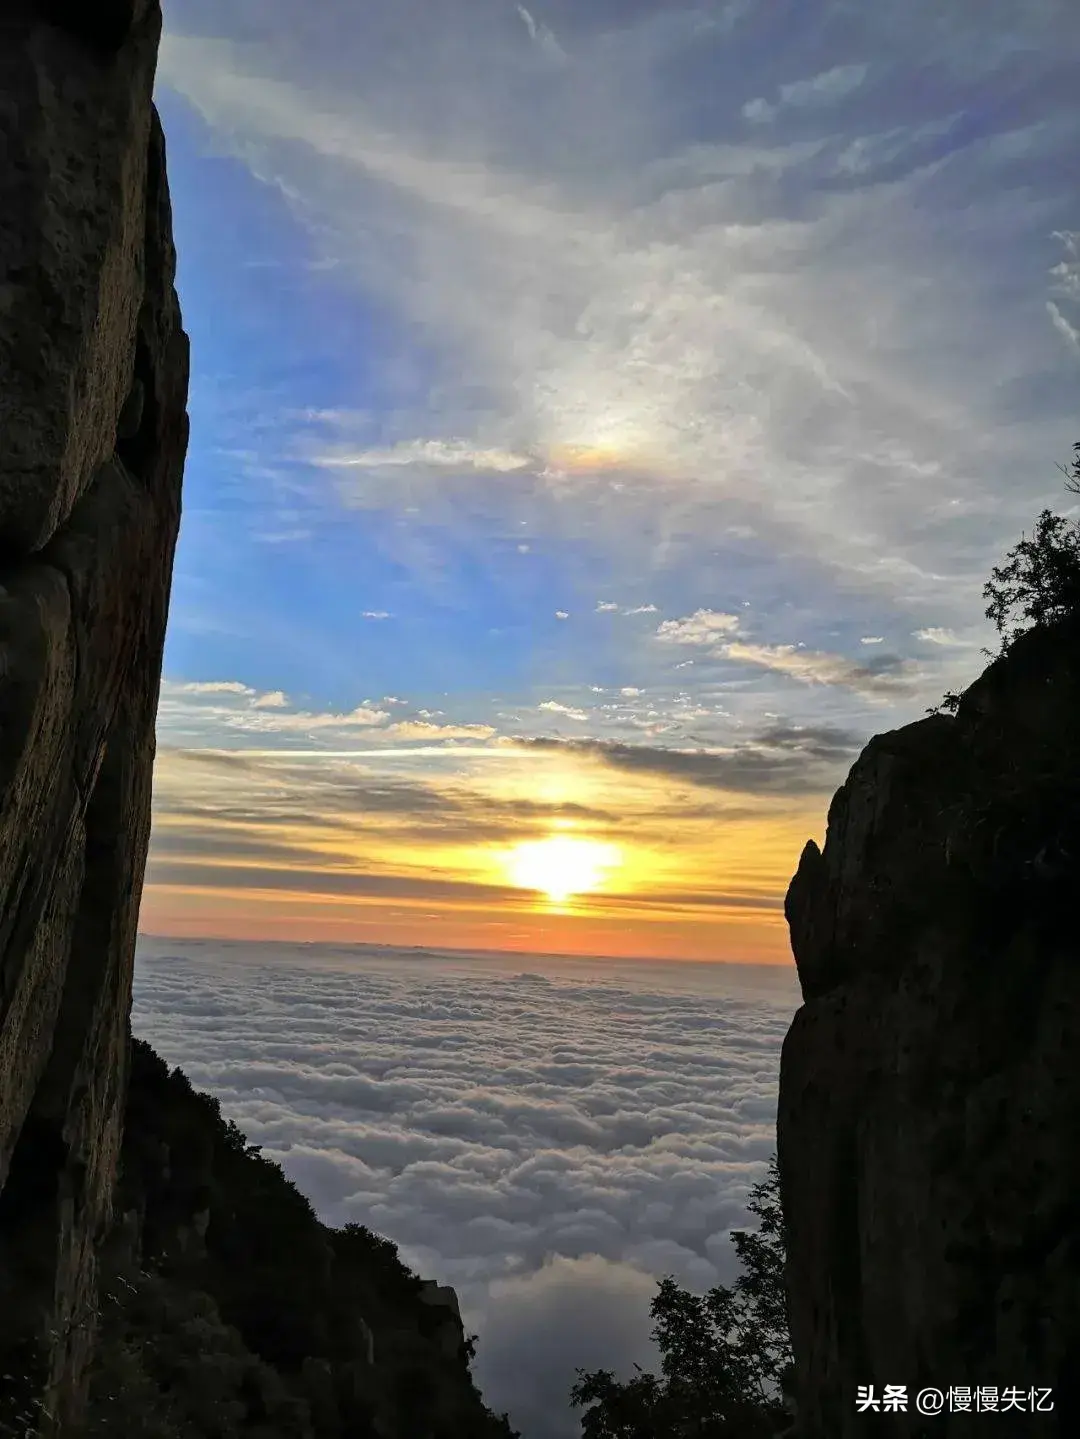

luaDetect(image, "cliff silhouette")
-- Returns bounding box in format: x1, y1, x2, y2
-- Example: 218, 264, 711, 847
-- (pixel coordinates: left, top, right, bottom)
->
1, 0, 187, 1428
78, 1038, 516, 1438
780, 611, 1080, 1436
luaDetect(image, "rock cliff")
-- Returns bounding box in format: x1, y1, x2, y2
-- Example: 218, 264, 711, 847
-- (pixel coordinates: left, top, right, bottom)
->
778, 616, 1080, 1436
0, 1, 188, 1430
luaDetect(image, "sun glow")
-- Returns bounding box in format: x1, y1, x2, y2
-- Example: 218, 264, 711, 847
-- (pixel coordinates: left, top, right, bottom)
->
504, 836, 622, 905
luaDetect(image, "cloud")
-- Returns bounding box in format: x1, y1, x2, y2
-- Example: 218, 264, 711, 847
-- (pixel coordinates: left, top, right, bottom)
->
169, 679, 257, 696
538, 700, 590, 722
244, 703, 392, 730
650, 607, 921, 697
594, 602, 662, 617
472, 1255, 657, 1438
913, 626, 970, 647
655, 610, 741, 646
316, 438, 533, 477
361, 610, 392, 620
131, 939, 800, 1439
158, 679, 393, 735
722, 640, 918, 696
385, 720, 497, 740
742, 63, 869, 126
147, 703, 828, 947
145, 860, 518, 905
515, 3, 566, 63
1047, 300, 1080, 355
1050, 231, 1080, 307
555, 610, 569, 619
512, 721, 864, 796
154, 750, 626, 845
860, 636, 884, 645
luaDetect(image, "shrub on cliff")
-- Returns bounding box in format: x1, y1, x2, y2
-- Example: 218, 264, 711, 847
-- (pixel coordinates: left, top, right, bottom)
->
569, 1159, 792, 1438
982, 443, 1080, 652
931, 445, 1080, 714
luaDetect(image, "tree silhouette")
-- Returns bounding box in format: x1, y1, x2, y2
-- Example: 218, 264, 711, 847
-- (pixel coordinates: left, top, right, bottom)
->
569, 1159, 793, 1438
931, 444, 1080, 714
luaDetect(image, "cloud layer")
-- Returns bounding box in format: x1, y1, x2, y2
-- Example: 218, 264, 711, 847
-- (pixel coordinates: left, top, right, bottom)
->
133, 937, 800, 1439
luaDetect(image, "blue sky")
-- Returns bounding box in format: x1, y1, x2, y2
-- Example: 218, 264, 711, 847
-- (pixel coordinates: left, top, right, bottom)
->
143, 0, 1080, 958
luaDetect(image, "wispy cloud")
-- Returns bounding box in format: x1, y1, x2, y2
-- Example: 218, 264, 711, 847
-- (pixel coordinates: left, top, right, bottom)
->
723, 640, 917, 697
1047, 300, 1080, 355
158, 0, 1079, 639
913, 626, 972, 647
159, 679, 392, 737
515, 3, 566, 63
513, 721, 864, 797
742, 62, 869, 125
316, 438, 533, 476
653, 610, 919, 697
146, 671, 831, 958
169, 680, 258, 697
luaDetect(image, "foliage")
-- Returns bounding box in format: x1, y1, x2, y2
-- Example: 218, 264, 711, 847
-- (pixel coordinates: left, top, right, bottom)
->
929, 445, 1080, 714
983, 443, 1080, 650
79, 1037, 519, 1439
570, 1159, 793, 1438
983, 513, 1080, 651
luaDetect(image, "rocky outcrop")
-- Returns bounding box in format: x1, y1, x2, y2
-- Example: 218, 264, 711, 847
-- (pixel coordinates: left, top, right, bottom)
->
419, 1282, 468, 1361
0, 1, 188, 1430
778, 616, 1080, 1436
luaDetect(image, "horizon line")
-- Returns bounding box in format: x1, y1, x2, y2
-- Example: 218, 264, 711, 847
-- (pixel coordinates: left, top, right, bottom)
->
136, 929, 797, 972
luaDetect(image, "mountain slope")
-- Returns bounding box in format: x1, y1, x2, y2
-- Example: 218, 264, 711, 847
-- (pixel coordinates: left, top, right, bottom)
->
80, 1037, 518, 1439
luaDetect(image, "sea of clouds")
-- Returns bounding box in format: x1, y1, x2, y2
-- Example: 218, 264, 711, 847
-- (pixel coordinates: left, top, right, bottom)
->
132, 937, 800, 1439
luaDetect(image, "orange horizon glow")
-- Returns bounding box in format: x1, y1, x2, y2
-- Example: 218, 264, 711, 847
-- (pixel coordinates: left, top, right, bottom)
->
137, 883, 795, 965
143, 743, 820, 967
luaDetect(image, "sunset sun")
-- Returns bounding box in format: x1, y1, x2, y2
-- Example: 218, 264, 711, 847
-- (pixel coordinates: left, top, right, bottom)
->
504, 836, 622, 905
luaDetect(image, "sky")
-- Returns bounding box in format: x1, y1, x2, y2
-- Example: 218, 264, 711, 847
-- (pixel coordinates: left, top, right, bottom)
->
133, 938, 799, 1438
143, 0, 1080, 961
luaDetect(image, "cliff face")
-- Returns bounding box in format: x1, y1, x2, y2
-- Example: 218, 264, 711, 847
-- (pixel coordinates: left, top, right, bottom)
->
778, 617, 1080, 1437
0, 2, 188, 1430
